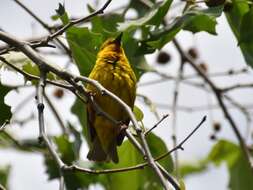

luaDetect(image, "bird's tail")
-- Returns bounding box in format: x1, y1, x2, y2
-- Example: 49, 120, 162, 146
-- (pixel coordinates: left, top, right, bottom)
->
87, 137, 119, 163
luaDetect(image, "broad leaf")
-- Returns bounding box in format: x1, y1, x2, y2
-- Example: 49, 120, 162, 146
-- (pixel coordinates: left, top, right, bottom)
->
143, 5, 223, 50
179, 160, 207, 177
123, 34, 155, 80
225, 0, 253, 67
0, 83, 11, 125
207, 139, 240, 166
118, 0, 172, 31
179, 140, 253, 190
229, 153, 253, 190
128, 0, 156, 17
240, 7, 253, 44
56, 4, 103, 76
90, 13, 124, 37
66, 27, 103, 76
97, 133, 173, 190
0, 165, 10, 189
133, 105, 144, 121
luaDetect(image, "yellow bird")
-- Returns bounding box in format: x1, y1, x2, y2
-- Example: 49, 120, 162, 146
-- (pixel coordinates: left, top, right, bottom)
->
86, 34, 137, 163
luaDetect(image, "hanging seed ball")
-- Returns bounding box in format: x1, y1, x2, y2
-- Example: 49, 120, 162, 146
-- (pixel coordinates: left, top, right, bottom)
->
213, 122, 221, 132
53, 89, 64, 99
187, 47, 198, 59
198, 62, 208, 73
157, 51, 171, 64
210, 134, 217, 141
205, 0, 225, 7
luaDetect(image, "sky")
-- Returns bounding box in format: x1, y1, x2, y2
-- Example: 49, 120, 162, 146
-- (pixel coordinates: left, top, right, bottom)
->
0, 0, 253, 190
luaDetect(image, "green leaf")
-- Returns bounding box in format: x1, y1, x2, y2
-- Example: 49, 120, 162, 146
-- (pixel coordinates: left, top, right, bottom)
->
118, 0, 172, 31
146, 132, 174, 173
63, 170, 97, 190
44, 129, 87, 190
207, 139, 240, 166
0, 83, 11, 125
179, 160, 207, 177
146, 0, 172, 26
240, 7, 253, 44
56, 6, 103, 76
98, 133, 173, 190
128, 0, 156, 17
68, 122, 82, 158
144, 5, 223, 50
54, 135, 76, 164
0, 165, 10, 189
91, 13, 124, 37
66, 27, 103, 76
55, 3, 69, 24
123, 34, 155, 80
229, 153, 253, 190
225, 0, 253, 67
179, 140, 253, 190
183, 5, 223, 34
133, 105, 144, 121
22, 61, 56, 81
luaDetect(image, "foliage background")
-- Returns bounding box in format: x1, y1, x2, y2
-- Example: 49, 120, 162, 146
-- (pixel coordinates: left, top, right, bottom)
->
0, 0, 253, 190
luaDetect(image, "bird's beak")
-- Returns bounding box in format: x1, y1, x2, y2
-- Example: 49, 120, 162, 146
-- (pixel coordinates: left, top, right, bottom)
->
114, 33, 123, 44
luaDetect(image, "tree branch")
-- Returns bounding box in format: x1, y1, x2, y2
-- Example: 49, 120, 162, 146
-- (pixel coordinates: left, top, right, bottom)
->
145, 114, 169, 136
0, 56, 73, 90
13, 0, 71, 56
0, 31, 169, 189
172, 38, 253, 173
36, 69, 65, 189
43, 0, 112, 43
44, 93, 69, 135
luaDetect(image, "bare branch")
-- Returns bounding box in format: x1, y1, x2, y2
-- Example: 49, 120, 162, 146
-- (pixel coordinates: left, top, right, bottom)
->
0, 56, 73, 90
13, 0, 71, 56
173, 38, 253, 173
145, 114, 169, 136
156, 116, 207, 161
44, 93, 69, 135
0, 121, 9, 132
36, 69, 65, 190
45, 0, 112, 42
222, 83, 253, 92
171, 59, 185, 176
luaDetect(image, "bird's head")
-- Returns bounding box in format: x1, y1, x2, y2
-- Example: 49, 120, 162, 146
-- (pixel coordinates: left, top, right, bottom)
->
99, 33, 123, 53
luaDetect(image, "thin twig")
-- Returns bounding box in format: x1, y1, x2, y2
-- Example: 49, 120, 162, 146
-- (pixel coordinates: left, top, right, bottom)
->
36, 69, 65, 189
13, 0, 71, 56
46, 0, 112, 41
172, 60, 185, 177
137, 93, 160, 120
138, 67, 250, 87
145, 114, 169, 136
156, 116, 207, 161
44, 93, 69, 135
0, 56, 73, 90
0, 183, 6, 190
65, 116, 206, 190
59, 175, 65, 190
173, 38, 253, 173
0, 121, 9, 132
222, 83, 253, 92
